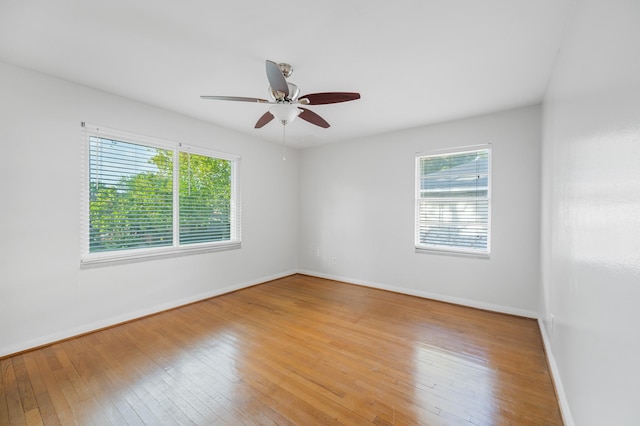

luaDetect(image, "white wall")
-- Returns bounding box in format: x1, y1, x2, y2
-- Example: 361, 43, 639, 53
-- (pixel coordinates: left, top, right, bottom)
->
0, 61, 299, 357
299, 106, 542, 316
540, 0, 640, 424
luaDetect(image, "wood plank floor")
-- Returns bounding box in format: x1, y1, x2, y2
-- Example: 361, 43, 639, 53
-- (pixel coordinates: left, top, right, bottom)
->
0, 274, 563, 425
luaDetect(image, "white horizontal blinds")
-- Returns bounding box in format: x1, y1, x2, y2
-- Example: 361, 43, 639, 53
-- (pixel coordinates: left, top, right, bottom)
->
417, 148, 490, 252
89, 136, 174, 252
178, 152, 232, 244
82, 123, 241, 265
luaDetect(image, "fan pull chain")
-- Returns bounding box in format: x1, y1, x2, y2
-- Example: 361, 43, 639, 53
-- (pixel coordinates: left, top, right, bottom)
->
282, 123, 287, 161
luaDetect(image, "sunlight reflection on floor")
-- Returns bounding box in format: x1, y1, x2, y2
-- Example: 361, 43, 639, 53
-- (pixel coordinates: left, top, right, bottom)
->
413, 343, 497, 424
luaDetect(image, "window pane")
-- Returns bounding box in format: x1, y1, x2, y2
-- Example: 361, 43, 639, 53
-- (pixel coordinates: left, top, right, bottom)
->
89, 137, 173, 252
416, 148, 490, 253
420, 151, 489, 196
179, 152, 232, 245
417, 199, 489, 248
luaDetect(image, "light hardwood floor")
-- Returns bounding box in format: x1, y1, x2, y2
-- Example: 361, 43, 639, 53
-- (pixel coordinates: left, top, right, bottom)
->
0, 274, 562, 425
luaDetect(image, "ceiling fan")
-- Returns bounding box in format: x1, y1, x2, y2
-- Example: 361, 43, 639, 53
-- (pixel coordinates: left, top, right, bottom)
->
201, 60, 360, 129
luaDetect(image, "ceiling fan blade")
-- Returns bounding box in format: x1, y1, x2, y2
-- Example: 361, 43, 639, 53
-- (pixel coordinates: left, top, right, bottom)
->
255, 111, 275, 128
265, 60, 289, 97
298, 92, 360, 105
298, 108, 330, 128
201, 95, 271, 103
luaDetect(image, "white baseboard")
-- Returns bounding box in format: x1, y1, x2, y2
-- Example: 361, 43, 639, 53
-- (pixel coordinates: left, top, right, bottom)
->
297, 269, 539, 318
0, 270, 297, 358
537, 318, 575, 426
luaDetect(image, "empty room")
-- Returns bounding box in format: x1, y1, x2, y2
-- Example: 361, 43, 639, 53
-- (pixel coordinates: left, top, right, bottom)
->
1, 1, 638, 425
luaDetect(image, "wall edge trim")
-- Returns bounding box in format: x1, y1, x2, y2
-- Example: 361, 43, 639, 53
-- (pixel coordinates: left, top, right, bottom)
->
297, 269, 538, 318
537, 317, 575, 426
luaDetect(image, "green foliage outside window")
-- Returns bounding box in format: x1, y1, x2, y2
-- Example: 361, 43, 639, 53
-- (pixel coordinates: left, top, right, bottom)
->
178, 151, 231, 244
89, 137, 232, 253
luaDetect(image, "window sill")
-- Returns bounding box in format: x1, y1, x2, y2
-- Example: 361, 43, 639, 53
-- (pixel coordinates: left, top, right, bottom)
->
80, 241, 241, 269
415, 246, 490, 259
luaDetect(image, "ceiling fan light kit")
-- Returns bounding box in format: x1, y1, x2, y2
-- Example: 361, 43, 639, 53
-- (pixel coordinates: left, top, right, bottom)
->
269, 104, 301, 125
201, 60, 360, 130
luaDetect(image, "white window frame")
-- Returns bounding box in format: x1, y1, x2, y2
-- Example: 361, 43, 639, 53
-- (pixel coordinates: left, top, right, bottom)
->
415, 144, 491, 257
80, 123, 241, 268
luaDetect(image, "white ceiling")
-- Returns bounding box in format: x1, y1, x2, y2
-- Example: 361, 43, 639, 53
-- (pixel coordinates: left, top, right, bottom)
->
0, 0, 574, 148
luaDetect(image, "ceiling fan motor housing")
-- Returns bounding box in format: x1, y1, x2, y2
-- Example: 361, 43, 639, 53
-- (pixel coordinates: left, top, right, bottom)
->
269, 82, 299, 102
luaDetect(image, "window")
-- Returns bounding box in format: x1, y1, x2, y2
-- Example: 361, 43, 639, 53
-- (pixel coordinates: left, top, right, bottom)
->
81, 124, 240, 266
415, 145, 491, 256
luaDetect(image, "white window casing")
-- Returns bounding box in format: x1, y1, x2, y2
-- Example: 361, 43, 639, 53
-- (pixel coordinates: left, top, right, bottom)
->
80, 123, 241, 267
415, 145, 491, 257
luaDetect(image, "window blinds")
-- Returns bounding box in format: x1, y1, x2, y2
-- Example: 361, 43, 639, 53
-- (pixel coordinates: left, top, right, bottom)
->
81, 124, 240, 265
178, 152, 232, 245
416, 147, 491, 254
89, 137, 174, 252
